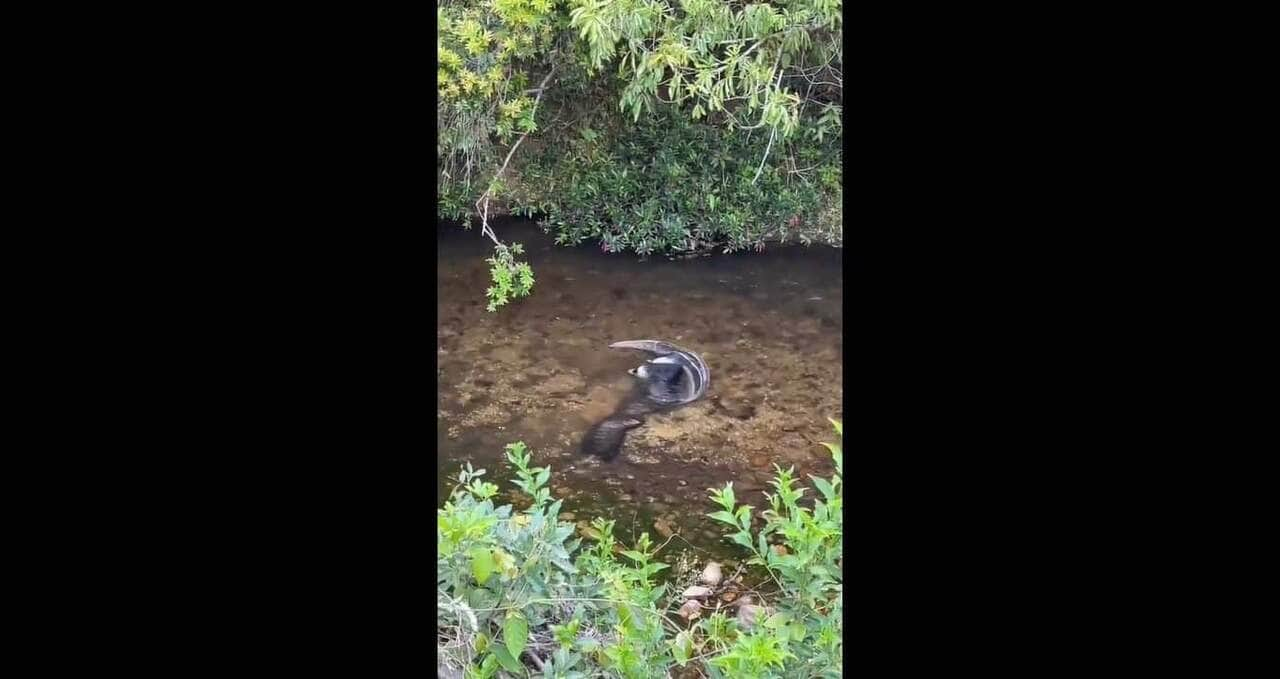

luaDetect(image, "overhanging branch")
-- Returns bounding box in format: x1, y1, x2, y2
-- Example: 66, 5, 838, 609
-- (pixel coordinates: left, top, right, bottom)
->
476, 67, 558, 246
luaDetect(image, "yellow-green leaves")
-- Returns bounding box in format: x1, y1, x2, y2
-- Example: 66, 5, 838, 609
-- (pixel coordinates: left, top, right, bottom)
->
822, 418, 843, 474
438, 47, 463, 71
470, 547, 495, 585
456, 19, 494, 55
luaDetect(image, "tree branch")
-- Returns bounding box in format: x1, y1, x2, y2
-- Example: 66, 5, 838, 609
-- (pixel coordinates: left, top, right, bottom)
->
475, 67, 558, 246
523, 649, 546, 672
751, 54, 784, 185
752, 126, 776, 185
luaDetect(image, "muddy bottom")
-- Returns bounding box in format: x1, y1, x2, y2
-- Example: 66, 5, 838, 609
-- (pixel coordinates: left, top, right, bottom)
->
437, 218, 843, 564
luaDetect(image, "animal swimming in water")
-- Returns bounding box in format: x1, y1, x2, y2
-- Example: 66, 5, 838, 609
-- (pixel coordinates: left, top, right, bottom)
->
579, 340, 711, 460
580, 416, 646, 460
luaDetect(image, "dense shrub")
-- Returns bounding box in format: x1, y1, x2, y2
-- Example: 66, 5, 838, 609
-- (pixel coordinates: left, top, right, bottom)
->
506, 107, 842, 255
437, 0, 844, 308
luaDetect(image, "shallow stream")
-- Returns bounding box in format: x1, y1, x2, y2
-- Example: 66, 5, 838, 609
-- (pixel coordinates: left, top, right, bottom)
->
437, 218, 843, 565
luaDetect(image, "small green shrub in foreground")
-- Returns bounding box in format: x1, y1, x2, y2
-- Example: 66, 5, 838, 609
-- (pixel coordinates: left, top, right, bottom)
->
437, 421, 843, 678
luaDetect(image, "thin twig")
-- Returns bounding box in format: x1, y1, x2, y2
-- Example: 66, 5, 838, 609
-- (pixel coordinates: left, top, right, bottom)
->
752, 126, 776, 185
751, 54, 784, 185
475, 67, 558, 245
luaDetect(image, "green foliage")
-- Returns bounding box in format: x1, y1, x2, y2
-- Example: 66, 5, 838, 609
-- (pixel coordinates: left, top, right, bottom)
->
508, 108, 842, 254
437, 419, 844, 678
437, 0, 844, 264
704, 419, 844, 677
485, 242, 535, 312
568, 0, 842, 138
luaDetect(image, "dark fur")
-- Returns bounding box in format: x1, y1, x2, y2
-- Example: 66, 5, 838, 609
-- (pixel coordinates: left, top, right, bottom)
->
580, 412, 646, 460
580, 383, 678, 461
638, 362, 689, 403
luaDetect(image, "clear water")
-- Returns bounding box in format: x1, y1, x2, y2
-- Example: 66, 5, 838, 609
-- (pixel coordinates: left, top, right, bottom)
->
437, 218, 843, 564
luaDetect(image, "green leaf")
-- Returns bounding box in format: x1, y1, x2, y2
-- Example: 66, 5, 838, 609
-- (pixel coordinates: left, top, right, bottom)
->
788, 622, 807, 642
763, 612, 791, 629
620, 550, 646, 563
489, 645, 524, 675
470, 547, 495, 586
671, 630, 694, 666
504, 611, 529, 659
707, 510, 738, 526
730, 532, 754, 549
810, 476, 836, 502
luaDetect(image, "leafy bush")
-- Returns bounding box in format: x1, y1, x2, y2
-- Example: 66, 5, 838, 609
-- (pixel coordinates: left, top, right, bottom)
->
437, 420, 843, 678
506, 108, 842, 255
436, 1, 844, 308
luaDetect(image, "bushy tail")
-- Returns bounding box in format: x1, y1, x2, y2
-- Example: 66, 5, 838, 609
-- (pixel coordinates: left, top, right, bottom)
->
609, 340, 678, 355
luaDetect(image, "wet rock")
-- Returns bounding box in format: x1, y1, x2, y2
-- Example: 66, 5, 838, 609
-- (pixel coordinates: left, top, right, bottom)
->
681, 586, 713, 599
700, 562, 723, 587
737, 602, 767, 628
